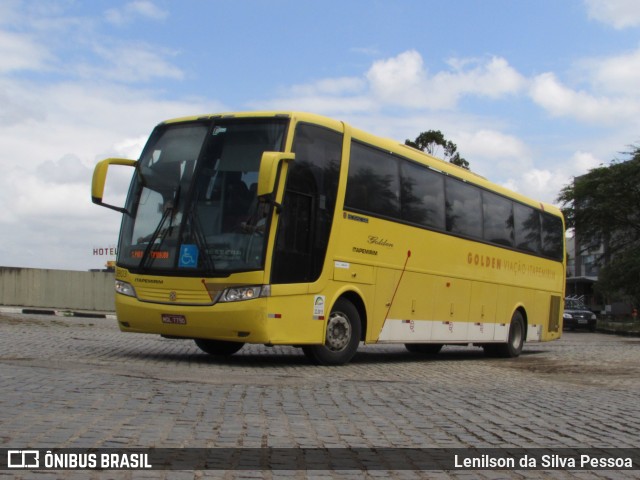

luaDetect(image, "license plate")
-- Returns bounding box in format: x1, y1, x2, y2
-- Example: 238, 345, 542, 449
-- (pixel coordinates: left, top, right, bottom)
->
162, 314, 187, 325
578, 319, 587, 324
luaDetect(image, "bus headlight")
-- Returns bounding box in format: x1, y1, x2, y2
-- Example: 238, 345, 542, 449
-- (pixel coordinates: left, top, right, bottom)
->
219, 285, 270, 303
115, 280, 137, 298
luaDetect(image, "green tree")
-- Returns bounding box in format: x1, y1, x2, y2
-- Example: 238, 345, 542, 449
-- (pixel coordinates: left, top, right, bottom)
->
405, 130, 470, 169
557, 147, 640, 306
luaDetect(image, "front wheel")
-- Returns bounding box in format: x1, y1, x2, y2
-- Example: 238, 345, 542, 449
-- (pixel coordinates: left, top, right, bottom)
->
302, 298, 361, 366
194, 338, 244, 356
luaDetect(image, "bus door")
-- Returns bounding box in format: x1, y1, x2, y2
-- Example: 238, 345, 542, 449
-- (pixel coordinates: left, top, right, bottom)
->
271, 123, 343, 285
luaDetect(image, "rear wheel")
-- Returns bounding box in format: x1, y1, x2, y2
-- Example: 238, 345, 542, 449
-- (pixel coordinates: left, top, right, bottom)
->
484, 311, 525, 358
194, 339, 244, 356
302, 298, 361, 366
405, 343, 443, 354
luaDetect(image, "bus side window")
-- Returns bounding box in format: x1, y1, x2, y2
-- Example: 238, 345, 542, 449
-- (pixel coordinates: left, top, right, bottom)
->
445, 177, 482, 238
400, 161, 445, 230
346, 141, 400, 219
482, 190, 514, 247
514, 203, 541, 254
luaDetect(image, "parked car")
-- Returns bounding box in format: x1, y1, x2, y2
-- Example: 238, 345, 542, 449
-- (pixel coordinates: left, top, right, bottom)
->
563, 298, 597, 332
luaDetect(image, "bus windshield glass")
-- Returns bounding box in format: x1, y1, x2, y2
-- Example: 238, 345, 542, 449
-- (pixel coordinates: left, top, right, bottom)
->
118, 118, 287, 274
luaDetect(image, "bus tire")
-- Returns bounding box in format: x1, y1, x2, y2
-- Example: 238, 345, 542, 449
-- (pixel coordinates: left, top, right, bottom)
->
302, 298, 361, 366
484, 311, 525, 358
405, 343, 443, 354
194, 339, 244, 356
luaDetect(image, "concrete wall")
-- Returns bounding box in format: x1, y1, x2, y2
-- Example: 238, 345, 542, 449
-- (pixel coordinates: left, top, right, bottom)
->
0, 267, 115, 312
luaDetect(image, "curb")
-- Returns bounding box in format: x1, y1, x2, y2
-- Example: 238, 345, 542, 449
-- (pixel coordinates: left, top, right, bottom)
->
0, 306, 116, 320
596, 320, 640, 337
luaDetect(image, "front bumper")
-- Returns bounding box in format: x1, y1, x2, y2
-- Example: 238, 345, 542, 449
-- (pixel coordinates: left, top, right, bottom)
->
115, 294, 271, 343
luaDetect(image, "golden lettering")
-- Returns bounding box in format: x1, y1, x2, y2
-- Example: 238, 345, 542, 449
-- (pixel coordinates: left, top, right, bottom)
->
465, 251, 555, 279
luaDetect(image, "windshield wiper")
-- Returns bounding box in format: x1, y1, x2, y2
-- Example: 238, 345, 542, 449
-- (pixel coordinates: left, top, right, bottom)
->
188, 210, 216, 273
138, 206, 173, 269
139, 184, 184, 269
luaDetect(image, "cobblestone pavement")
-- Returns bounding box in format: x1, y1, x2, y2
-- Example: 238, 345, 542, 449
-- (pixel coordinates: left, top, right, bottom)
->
1, 312, 639, 479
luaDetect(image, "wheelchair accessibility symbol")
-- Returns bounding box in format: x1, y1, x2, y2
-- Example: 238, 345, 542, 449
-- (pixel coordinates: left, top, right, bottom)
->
179, 244, 199, 268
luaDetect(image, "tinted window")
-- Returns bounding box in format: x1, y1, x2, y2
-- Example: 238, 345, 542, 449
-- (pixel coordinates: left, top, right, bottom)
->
445, 177, 482, 238
400, 162, 445, 229
482, 191, 514, 246
345, 142, 400, 218
541, 212, 564, 260
343, 140, 562, 262
514, 203, 541, 253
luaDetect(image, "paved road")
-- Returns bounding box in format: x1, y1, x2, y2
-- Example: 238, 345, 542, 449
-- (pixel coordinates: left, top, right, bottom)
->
1, 312, 639, 479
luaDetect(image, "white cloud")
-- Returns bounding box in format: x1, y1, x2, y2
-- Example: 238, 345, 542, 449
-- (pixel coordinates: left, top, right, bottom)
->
453, 129, 532, 180
456, 129, 529, 161
439, 56, 526, 100
85, 43, 184, 83
502, 149, 610, 206
0, 78, 45, 125
582, 47, 640, 95
254, 76, 374, 114
529, 72, 639, 124
571, 151, 603, 172
0, 30, 50, 73
503, 168, 568, 205
366, 50, 429, 107
112, 135, 150, 160
36, 154, 92, 185
366, 50, 525, 110
105, 1, 168, 26
585, 0, 640, 29
262, 50, 526, 114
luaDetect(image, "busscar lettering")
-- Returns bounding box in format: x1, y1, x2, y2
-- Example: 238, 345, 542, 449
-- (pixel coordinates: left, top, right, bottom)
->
344, 212, 369, 223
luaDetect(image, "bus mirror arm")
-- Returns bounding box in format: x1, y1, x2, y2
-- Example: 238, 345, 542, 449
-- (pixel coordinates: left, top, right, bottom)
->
91, 157, 137, 214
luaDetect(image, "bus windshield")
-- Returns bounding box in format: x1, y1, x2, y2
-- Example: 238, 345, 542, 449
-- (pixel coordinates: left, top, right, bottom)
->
118, 118, 287, 275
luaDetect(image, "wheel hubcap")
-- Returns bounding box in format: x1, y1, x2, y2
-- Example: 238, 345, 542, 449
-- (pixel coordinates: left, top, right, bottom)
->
325, 312, 351, 351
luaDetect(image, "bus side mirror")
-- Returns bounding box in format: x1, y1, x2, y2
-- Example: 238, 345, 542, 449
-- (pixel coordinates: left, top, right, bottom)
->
257, 152, 295, 197
92, 157, 137, 214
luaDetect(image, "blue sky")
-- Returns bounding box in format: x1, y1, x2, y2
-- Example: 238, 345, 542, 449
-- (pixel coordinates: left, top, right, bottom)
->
1, 0, 640, 270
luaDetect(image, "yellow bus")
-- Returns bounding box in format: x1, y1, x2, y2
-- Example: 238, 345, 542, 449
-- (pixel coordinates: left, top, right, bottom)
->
92, 111, 565, 365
